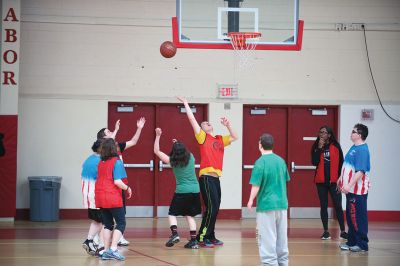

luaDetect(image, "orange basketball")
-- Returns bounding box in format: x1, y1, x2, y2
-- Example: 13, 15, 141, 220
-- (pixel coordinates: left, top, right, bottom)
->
160, 41, 177, 58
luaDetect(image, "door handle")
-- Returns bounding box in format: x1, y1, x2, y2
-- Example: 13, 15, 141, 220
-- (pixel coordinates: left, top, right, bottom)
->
291, 162, 316, 173
124, 160, 154, 171
243, 165, 254, 169
158, 161, 171, 172
158, 161, 200, 172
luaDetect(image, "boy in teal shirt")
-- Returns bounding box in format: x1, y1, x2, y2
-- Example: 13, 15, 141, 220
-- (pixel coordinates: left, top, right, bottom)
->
247, 133, 290, 266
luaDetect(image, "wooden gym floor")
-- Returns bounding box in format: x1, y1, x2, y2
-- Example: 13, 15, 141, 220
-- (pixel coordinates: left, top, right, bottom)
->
0, 218, 399, 266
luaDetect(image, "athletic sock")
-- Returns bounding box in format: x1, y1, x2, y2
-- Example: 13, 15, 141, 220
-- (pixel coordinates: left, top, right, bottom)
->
170, 225, 178, 236
190, 230, 197, 241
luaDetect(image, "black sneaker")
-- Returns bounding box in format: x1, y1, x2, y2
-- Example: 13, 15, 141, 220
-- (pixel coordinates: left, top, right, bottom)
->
340, 231, 348, 240
198, 239, 214, 248
165, 234, 180, 247
95, 246, 105, 257
211, 238, 224, 246
184, 239, 199, 249
82, 239, 96, 256
321, 231, 331, 240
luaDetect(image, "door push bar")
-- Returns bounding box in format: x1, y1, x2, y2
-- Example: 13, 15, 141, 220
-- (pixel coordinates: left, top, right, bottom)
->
124, 160, 154, 171
291, 162, 316, 173
158, 161, 200, 171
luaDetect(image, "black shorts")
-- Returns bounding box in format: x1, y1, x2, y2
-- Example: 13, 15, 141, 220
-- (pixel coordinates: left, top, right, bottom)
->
168, 192, 202, 217
88, 208, 102, 223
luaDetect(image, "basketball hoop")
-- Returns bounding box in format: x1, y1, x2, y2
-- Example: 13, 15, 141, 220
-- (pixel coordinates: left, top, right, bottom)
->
227, 32, 261, 68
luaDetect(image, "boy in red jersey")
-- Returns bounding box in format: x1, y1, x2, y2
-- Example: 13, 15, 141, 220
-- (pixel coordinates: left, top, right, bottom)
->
177, 96, 238, 248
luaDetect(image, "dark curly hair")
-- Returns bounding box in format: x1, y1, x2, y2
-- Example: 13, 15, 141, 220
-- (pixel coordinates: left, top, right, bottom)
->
169, 141, 190, 168
100, 138, 118, 161
311, 125, 339, 151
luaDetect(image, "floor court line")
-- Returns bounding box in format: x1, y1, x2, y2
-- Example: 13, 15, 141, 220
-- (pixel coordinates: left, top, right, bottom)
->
126, 247, 178, 266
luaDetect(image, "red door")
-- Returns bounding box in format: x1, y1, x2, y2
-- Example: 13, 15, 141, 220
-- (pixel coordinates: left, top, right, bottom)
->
108, 103, 156, 217
242, 105, 338, 218
156, 104, 206, 216
108, 102, 207, 217
287, 107, 338, 218
242, 106, 288, 217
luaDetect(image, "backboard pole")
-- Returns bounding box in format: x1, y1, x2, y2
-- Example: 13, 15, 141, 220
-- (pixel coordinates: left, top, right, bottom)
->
225, 0, 242, 33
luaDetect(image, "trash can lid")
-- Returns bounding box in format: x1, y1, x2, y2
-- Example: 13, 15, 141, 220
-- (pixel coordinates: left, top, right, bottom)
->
28, 176, 62, 183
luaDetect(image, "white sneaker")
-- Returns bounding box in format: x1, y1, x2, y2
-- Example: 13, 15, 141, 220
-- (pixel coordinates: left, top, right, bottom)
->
93, 234, 100, 247
118, 236, 130, 246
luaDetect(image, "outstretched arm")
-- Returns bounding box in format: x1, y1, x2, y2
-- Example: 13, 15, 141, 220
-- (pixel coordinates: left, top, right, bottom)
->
177, 96, 201, 135
109, 119, 120, 139
221, 117, 238, 142
153, 128, 170, 164
125, 117, 146, 150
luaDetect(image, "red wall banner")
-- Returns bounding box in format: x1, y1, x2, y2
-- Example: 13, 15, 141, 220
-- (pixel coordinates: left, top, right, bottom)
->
0, 115, 17, 218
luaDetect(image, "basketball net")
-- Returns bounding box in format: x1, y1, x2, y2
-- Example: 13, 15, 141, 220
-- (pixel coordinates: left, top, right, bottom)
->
228, 32, 261, 69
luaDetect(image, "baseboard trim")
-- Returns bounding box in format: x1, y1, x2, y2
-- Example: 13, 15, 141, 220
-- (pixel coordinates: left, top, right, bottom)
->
15, 209, 400, 221
366, 211, 400, 222
217, 209, 242, 220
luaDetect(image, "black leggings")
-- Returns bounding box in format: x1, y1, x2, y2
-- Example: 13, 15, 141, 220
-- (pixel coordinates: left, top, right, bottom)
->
101, 207, 126, 234
316, 183, 345, 231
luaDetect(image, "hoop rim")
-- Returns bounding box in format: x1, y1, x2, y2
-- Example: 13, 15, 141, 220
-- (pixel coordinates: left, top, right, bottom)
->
227, 32, 262, 39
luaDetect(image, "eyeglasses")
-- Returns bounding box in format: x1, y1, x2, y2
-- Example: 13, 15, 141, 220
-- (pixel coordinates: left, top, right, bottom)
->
351, 130, 359, 134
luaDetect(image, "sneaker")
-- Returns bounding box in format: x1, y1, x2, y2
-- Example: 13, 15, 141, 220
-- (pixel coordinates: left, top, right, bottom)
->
118, 236, 130, 246
184, 239, 199, 249
101, 248, 125, 261
100, 252, 112, 260
321, 231, 331, 240
165, 234, 180, 247
93, 234, 100, 247
95, 246, 105, 258
211, 238, 224, 246
198, 239, 214, 248
349, 245, 367, 252
82, 239, 96, 256
340, 231, 349, 240
339, 243, 351, 250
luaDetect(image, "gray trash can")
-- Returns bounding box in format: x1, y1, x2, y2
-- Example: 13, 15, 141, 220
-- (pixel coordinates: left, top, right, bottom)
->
28, 176, 62, 221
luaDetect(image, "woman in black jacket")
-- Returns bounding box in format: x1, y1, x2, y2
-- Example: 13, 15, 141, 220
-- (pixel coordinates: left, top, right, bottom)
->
311, 125, 347, 240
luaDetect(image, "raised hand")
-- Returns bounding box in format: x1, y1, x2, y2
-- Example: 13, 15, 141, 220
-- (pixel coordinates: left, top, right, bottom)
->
137, 117, 146, 129
220, 117, 230, 127
114, 119, 120, 131
155, 128, 162, 137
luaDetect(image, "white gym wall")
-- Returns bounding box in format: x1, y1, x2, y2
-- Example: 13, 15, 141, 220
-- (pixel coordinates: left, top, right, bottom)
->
15, 0, 400, 215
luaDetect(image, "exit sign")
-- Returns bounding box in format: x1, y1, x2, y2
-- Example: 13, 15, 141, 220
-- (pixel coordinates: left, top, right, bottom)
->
217, 84, 238, 99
